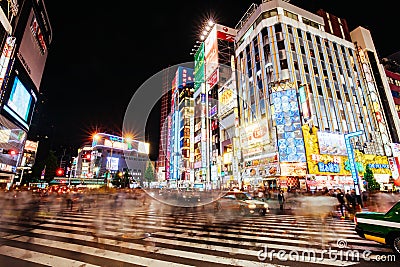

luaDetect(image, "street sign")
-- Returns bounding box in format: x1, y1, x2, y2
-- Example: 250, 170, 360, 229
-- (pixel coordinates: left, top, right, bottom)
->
344, 130, 363, 195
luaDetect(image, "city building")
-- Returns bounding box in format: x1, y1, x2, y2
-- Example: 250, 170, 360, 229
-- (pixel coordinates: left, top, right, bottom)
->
90, 133, 150, 187
167, 66, 194, 188
156, 67, 172, 182
0, 0, 52, 188
234, 0, 393, 192
192, 22, 237, 190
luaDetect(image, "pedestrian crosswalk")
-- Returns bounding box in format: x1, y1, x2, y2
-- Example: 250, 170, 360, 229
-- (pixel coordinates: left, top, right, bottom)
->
0, 199, 396, 267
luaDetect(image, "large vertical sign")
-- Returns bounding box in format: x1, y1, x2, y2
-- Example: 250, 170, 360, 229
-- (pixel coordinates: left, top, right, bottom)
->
344, 130, 363, 195
204, 25, 218, 80
0, 36, 16, 92
271, 88, 306, 162
194, 42, 205, 92
358, 48, 391, 155
175, 66, 194, 89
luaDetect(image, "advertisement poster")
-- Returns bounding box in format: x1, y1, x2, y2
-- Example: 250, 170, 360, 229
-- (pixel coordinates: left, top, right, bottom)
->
317, 132, 347, 156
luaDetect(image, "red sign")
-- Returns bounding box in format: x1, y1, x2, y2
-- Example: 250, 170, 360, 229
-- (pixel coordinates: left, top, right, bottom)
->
207, 68, 218, 88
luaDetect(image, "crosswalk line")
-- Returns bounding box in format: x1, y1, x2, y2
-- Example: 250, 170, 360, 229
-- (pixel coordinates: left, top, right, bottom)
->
0, 245, 100, 267
0, 231, 195, 267
0, 228, 285, 267
43, 213, 387, 252
1, 203, 393, 267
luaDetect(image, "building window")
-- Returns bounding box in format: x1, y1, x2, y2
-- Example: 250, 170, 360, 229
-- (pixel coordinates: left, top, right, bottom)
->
284, 10, 299, 21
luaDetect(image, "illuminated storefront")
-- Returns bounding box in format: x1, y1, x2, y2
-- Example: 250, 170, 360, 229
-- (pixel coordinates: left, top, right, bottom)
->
303, 125, 392, 191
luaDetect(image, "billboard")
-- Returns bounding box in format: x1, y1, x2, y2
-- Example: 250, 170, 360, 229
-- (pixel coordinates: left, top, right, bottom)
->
216, 24, 236, 42
272, 88, 306, 162
17, 9, 49, 91
194, 42, 205, 92
106, 157, 119, 171
175, 66, 193, 89
3, 76, 36, 130
24, 140, 39, 152
138, 141, 150, 154
317, 132, 347, 156
204, 25, 218, 80
0, 37, 16, 92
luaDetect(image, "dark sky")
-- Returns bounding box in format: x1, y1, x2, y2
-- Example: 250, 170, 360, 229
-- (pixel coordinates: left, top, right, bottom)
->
32, 0, 397, 161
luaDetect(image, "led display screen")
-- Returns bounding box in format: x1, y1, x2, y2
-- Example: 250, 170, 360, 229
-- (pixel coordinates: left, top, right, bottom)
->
7, 76, 32, 121
3, 76, 35, 130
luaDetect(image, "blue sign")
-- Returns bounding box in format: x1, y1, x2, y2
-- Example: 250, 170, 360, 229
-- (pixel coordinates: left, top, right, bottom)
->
367, 164, 389, 169
318, 162, 340, 173
344, 130, 363, 186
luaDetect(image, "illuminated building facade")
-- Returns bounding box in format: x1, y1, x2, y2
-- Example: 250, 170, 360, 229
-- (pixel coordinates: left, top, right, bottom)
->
167, 67, 194, 187
192, 23, 237, 189
89, 133, 150, 184
0, 0, 52, 188
235, 0, 393, 191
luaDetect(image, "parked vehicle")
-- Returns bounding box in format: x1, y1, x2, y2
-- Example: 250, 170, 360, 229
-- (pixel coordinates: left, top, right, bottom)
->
354, 200, 400, 258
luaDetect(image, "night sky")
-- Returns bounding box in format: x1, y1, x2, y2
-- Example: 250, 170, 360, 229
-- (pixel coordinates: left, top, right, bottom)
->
32, 0, 398, 162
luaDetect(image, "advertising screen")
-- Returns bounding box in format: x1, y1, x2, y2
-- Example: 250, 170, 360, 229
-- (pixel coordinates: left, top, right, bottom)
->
4, 76, 35, 129
106, 157, 119, 171
317, 132, 347, 156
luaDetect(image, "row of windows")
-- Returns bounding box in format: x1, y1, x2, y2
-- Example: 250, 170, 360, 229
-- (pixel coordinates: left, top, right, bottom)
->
237, 21, 375, 143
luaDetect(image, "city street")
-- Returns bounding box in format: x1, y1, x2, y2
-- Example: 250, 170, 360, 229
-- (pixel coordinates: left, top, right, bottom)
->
0, 191, 398, 266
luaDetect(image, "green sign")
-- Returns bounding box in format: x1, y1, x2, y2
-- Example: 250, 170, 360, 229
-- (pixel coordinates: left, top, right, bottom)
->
194, 42, 205, 92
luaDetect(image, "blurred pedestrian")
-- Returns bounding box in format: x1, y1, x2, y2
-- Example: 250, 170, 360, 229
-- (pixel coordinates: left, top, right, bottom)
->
336, 188, 346, 219
278, 190, 285, 211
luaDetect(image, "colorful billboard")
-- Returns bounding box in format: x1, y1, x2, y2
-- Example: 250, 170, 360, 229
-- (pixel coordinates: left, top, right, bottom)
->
175, 66, 194, 89
24, 140, 39, 152
3, 76, 36, 130
194, 42, 205, 92
0, 36, 16, 93
317, 132, 347, 156
272, 88, 306, 162
216, 24, 236, 42
204, 25, 218, 80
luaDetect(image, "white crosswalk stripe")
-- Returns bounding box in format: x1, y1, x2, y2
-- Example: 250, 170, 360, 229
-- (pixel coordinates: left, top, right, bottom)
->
0, 200, 395, 267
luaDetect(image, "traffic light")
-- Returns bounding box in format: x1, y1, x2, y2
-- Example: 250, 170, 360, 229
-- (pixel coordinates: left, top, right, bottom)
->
56, 168, 65, 176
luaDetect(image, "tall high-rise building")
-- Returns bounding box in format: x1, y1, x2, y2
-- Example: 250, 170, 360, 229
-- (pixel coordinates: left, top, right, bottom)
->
234, 0, 393, 192
156, 67, 171, 181
0, 0, 52, 188
167, 66, 194, 187
192, 22, 237, 189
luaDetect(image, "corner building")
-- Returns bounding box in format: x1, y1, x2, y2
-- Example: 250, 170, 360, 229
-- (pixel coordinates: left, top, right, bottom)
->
235, 0, 392, 191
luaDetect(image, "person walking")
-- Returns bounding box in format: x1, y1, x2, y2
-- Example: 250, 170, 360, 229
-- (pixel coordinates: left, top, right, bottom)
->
336, 188, 347, 219
278, 190, 285, 211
